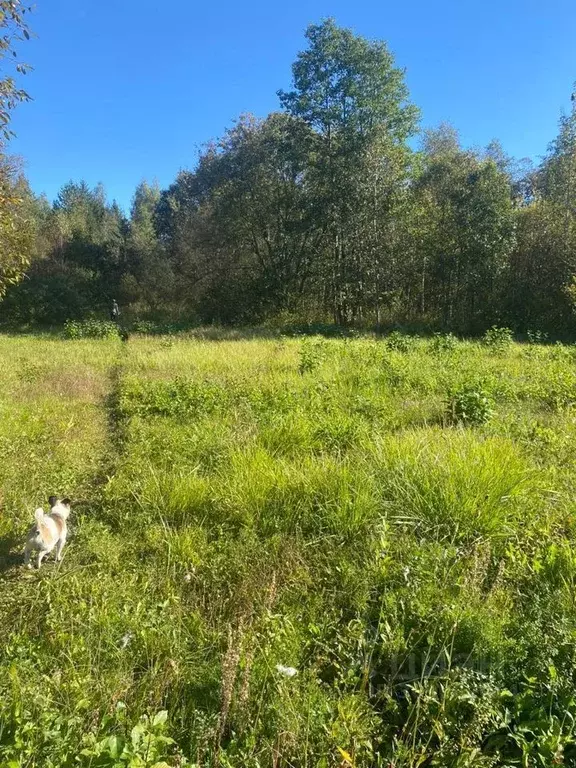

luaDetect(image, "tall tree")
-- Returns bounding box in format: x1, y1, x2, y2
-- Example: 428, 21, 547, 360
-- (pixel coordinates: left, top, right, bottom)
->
0, 0, 33, 298
509, 92, 576, 332
157, 114, 322, 322
0, 155, 34, 300
413, 126, 515, 331
124, 180, 173, 313
279, 19, 418, 322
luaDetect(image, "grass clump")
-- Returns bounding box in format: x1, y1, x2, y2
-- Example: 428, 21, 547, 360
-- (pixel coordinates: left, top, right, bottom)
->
373, 430, 531, 542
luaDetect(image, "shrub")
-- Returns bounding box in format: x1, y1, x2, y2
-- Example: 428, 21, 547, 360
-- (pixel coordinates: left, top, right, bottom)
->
447, 384, 495, 426
385, 331, 413, 352
540, 370, 576, 412
430, 332, 458, 354
131, 319, 156, 335
119, 376, 228, 418
298, 339, 326, 374
64, 319, 119, 340
483, 325, 513, 351
527, 329, 549, 345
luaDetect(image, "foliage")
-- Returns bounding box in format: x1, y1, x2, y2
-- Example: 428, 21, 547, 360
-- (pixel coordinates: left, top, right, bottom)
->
0, 1, 33, 297
385, 330, 414, 352
430, 331, 458, 353
0, 156, 35, 298
79, 709, 187, 767
298, 338, 327, 373
64, 319, 120, 339
3, 26, 576, 338
0, 0, 32, 140
447, 382, 495, 425
483, 325, 514, 350
527, 329, 549, 344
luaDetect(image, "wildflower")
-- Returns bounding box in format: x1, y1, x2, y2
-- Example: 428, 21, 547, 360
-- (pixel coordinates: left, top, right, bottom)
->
119, 632, 133, 649
276, 664, 298, 677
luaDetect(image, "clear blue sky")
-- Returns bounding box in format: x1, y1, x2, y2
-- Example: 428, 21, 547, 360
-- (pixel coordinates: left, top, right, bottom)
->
9, 0, 576, 212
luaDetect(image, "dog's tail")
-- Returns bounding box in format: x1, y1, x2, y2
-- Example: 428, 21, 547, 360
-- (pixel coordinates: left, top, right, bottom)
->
34, 508, 45, 526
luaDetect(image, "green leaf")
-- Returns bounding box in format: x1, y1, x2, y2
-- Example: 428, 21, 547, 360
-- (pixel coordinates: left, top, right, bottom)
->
152, 709, 168, 727
131, 722, 145, 749
108, 734, 123, 758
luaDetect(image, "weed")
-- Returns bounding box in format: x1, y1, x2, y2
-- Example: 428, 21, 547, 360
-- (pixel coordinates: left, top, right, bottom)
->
64, 319, 120, 340
483, 325, 513, 351
298, 338, 327, 374
385, 330, 414, 352
527, 328, 549, 344
447, 383, 495, 425
430, 331, 458, 354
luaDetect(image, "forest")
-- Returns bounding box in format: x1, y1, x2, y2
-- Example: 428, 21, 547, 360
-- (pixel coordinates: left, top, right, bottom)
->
1, 19, 576, 334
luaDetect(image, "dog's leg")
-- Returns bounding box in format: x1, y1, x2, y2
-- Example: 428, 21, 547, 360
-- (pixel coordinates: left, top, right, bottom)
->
55, 537, 66, 562
23, 545, 32, 569
37, 550, 48, 569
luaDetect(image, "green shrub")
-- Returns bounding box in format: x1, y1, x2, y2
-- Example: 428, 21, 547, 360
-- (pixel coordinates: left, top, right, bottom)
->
447, 383, 495, 425
298, 338, 326, 374
430, 332, 458, 354
385, 330, 413, 352
483, 325, 513, 350
64, 319, 119, 340
527, 329, 549, 344
540, 369, 576, 411
131, 319, 156, 335
119, 376, 228, 418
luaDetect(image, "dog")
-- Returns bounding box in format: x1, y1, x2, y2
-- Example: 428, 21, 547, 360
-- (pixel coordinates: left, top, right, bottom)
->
23, 496, 71, 569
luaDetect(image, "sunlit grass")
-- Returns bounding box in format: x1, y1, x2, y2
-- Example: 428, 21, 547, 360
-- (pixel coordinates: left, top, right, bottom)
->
1, 331, 576, 765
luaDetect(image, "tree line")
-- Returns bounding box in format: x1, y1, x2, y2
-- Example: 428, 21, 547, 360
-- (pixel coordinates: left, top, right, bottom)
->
2, 19, 576, 334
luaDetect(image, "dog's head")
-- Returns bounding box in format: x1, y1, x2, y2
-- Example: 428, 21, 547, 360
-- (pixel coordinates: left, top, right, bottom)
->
49, 496, 71, 519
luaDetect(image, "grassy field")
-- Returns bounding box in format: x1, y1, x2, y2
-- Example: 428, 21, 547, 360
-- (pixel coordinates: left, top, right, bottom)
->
2, 329, 576, 766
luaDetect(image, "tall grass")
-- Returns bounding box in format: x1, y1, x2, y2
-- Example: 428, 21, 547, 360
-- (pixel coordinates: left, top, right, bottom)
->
1, 331, 576, 765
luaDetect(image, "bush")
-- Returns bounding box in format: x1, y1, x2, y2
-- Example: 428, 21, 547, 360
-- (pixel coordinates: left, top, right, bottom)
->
119, 376, 228, 418
385, 331, 413, 352
131, 320, 157, 335
298, 339, 327, 374
63, 319, 120, 339
527, 329, 549, 345
130, 320, 180, 335
483, 325, 513, 350
447, 384, 495, 426
430, 332, 458, 354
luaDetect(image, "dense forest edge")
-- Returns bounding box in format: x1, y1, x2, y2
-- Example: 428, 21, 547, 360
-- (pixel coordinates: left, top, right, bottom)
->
1, 19, 576, 336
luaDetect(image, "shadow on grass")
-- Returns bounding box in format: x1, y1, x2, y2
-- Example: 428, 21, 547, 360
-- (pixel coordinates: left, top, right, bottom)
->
2, 318, 573, 344
0, 533, 23, 575
1, 321, 367, 342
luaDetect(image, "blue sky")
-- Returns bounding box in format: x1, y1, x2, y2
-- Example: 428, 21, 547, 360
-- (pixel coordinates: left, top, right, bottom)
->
9, 0, 576, 212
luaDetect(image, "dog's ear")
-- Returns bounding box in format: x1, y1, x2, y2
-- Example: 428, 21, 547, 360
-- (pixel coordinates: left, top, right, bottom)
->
48, 495, 58, 507
61, 497, 71, 506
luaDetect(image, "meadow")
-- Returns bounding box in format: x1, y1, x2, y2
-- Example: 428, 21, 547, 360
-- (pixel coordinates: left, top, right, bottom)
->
2, 327, 576, 766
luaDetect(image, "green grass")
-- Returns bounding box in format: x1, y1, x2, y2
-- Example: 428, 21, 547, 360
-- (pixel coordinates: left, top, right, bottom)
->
2, 331, 576, 766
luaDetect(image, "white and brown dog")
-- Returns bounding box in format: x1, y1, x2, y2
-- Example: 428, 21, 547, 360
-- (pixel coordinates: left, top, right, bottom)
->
23, 496, 71, 569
